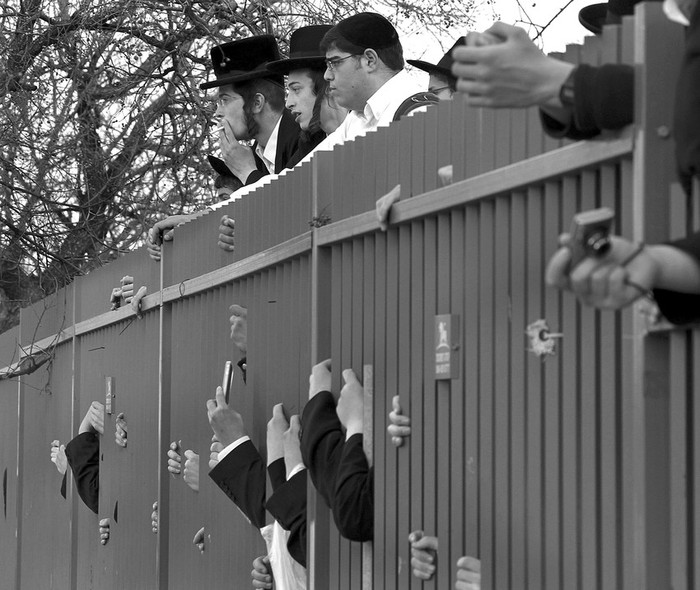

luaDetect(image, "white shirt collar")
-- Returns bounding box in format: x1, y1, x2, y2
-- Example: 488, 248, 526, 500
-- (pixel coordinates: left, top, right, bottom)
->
361, 69, 416, 125
255, 115, 282, 174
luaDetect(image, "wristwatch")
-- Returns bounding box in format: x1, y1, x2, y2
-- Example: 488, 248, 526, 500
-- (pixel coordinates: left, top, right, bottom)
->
559, 67, 577, 108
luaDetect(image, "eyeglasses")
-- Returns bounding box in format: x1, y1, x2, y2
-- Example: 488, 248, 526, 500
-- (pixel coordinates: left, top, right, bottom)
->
325, 54, 356, 71
428, 86, 451, 96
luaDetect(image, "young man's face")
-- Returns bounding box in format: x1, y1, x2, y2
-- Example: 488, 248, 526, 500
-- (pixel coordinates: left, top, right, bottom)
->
286, 70, 317, 131
215, 85, 251, 141
428, 74, 454, 101
324, 44, 366, 112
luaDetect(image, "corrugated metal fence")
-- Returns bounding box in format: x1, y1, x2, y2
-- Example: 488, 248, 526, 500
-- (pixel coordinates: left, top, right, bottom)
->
0, 4, 695, 588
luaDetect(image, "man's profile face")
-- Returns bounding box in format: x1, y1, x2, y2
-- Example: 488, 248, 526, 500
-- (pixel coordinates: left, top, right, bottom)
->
286, 70, 317, 131
324, 44, 364, 111
428, 74, 454, 101
215, 85, 251, 141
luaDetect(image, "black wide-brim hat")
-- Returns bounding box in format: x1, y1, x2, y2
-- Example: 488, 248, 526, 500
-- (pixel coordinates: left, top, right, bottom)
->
578, 2, 612, 34
267, 25, 334, 74
407, 36, 466, 81
578, 0, 659, 35
201, 35, 283, 90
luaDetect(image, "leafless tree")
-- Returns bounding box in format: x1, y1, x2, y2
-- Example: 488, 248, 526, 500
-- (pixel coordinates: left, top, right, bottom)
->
0, 0, 491, 334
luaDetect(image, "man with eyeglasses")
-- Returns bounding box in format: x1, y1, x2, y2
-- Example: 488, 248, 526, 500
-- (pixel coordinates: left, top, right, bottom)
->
408, 37, 466, 101
317, 12, 427, 149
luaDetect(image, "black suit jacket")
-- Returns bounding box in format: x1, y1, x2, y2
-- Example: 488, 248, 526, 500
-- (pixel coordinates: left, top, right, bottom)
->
245, 109, 301, 185
654, 232, 700, 324
65, 432, 100, 514
209, 440, 308, 566
300, 391, 373, 543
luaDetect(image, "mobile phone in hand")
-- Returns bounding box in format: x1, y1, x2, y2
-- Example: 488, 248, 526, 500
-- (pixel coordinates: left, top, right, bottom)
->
222, 361, 234, 404
567, 207, 614, 272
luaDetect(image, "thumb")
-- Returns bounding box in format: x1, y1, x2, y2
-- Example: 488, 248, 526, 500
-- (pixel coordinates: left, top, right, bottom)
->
215, 385, 227, 408
392, 395, 402, 414
60, 444, 66, 452
262, 555, 270, 564
272, 403, 287, 421
342, 368, 360, 386
287, 415, 301, 433
184, 450, 196, 460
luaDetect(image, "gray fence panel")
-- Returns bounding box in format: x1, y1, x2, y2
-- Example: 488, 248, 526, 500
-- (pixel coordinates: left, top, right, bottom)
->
16, 343, 73, 590
0, 328, 20, 590
1, 6, 693, 589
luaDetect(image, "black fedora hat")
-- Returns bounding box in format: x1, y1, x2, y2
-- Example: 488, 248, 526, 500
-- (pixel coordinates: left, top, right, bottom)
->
578, 0, 659, 35
267, 25, 334, 74
201, 35, 283, 90
407, 37, 466, 82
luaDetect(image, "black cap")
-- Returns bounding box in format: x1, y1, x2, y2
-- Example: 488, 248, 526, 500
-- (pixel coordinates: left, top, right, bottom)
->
267, 25, 334, 74
201, 35, 283, 90
407, 37, 466, 82
332, 12, 399, 50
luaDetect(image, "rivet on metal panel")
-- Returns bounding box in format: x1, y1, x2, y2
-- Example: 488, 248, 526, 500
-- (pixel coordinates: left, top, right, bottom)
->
178, 281, 186, 298
525, 319, 563, 358
656, 125, 671, 138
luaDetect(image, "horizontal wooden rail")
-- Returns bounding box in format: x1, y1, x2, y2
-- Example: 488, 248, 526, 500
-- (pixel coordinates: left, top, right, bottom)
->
316, 132, 634, 246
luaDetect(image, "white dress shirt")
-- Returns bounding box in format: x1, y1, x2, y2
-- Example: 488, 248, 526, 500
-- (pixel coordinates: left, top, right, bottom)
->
318, 68, 424, 151
255, 115, 282, 173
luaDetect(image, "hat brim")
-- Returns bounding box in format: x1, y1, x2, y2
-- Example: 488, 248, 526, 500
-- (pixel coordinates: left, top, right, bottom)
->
266, 56, 327, 74
578, 3, 607, 35
407, 59, 453, 80
200, 69, 283, 90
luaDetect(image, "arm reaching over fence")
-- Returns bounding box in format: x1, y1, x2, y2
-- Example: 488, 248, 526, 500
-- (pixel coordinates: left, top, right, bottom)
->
546, 231, 700, 322
451, 22, 635, 140
147, 214, 196, 261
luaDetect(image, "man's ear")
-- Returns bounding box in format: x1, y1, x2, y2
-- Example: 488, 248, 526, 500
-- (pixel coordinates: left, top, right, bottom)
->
251, 92, 266, 114
363, 49, 380, 72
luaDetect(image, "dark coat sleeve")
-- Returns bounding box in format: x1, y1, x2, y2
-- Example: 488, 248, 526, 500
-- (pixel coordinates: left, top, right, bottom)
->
243, 151, 269, 186
674, 0, 700, 194
266, 469, 308, 567
332, 434, 373, 542
540, 64, 634, 140
65, 432, 99, 514
653, 232, 700, 324
300, 392, 373, 543
267, 458, 286, 492
60, 473, 67, 500
209, 440, 267, 528
300, 391, 344, 510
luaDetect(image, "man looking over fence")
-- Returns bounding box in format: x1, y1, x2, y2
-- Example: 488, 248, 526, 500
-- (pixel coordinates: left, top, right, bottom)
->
316, 12, 427, 150
146, 35, 300, 261
407, 36, 466, 101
